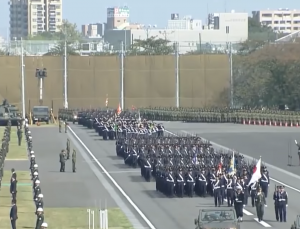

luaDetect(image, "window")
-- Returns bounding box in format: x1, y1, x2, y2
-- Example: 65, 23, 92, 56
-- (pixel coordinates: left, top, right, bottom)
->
117, 20, 120, 22
56, 12, 60, 15
226, 26, 229, 34
33, 12, 37, 15
32, 18, 37, 22
57, 19, 60, 22
262, 14, 272, 17
33, 107, 48, 112
33, 25, 36, 28
32, 5, 37, 9
56, 5, 60, 9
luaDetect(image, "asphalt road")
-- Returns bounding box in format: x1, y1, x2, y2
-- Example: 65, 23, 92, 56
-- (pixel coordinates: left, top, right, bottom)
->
67, 123, 297, 229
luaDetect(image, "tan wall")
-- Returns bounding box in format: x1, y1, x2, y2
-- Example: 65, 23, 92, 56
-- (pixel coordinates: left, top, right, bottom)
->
0, 55, 229, 114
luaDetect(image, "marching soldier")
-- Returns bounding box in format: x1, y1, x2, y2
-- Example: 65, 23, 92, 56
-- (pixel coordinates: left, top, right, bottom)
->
278, 185, 288, 222
59, 118, 63, 133
226, 176, 234, 206
250, 181, 258, 207
59, 150, 66, 172
295, 140, 300, 165
234, 186, 244, 222
35, 208, 44, 229
273, 185, 280, 221
260, 169, 269, 206
255, 187, 266, 222
213, 176, 221, 207
65, 119, 68, 133
10, 176, 17, 201
17, 126, 22, 146
72, 149, 76, 173
66, 139, 70, 159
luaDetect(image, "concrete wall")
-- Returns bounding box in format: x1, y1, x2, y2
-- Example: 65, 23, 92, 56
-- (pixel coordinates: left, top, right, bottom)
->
0, 55, 229, 114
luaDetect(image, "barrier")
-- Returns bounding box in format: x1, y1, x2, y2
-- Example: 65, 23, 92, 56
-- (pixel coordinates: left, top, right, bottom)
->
100, 209, 108, 229
87, 209, 95, 229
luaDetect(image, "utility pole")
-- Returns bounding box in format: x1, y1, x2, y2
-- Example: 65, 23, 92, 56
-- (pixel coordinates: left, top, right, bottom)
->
120, 41, 124, 110
229, 42, 233, 108
63, 40, 68, 108
175, 42, 179, 108
21, 38, 25, 118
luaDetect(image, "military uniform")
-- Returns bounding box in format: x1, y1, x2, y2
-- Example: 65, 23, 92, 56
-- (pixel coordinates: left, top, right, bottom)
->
35, 208, 44, 229
66, 139, 70, 159
234, 187, 244, 222
65, 120, 68, 133
59, 119, 63, 133
255, 187, 266, 222
72, 149, 76, 173
17, 127, 22, 146
59, 150, 66, 172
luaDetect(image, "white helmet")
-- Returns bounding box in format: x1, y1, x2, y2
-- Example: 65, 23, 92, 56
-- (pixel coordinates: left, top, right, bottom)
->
25, 123, 28, 127
41, 222, 48, 227
37, 208, 43, 212
35, 180, 40, 184
28, 131, 31, 134
31, 155, 35, 158
29, 136, 32, 139
38, 194, 43, 198
33, 171, 38, 176
30, 151, 34, 154
34, 164, 38, 168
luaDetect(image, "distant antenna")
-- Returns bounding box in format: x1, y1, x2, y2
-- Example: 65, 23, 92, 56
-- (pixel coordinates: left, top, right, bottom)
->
224, 0, 227, 12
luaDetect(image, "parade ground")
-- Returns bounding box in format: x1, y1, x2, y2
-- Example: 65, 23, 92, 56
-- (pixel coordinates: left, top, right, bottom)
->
67, 122, 300, 229
1, 126, 133, 229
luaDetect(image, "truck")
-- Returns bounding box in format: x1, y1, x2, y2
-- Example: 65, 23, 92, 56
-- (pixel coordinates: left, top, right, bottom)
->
32, 106, 50, 124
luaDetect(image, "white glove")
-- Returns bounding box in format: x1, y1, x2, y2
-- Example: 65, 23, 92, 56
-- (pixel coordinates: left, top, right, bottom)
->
286, 205, 288, 207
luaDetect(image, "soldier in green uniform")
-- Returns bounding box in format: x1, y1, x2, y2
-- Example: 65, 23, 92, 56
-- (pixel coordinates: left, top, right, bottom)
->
59, 150, 66, 172
59, 118, 62, 133
72, 149, 76, 173
66, 139, 70, 159
255, 187, 266, 222
35, 208, 44, 229
65, 119, 68, 133
17, 126, 22, 146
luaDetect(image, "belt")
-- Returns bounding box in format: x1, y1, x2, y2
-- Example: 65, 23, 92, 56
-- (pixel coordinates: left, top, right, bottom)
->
279, 199, 286, 201
221, 185, 224, 187
227, 187, 233, 189
261, 181, 268, 183
214, 186, 220, 188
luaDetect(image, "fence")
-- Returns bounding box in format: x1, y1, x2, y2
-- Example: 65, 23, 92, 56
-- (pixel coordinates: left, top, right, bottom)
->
0, 54, 230, 114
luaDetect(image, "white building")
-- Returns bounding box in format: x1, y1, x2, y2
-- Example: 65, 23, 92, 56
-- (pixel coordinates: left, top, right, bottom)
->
104, 12, 248, 53
9, 0, 62, 39
252, 8, 300, 33
167, 14, 202, 30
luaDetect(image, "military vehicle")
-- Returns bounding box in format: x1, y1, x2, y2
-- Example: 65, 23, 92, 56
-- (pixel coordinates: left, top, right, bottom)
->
0, 99, 21, 126
194, 208, 240, 229
32, 106, 50, 124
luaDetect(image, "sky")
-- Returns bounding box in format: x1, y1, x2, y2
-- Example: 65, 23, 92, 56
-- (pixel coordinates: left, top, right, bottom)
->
0, 0, 299, 38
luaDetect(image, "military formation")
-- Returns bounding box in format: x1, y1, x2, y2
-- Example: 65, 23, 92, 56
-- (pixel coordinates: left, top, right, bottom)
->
58, 107, 295, 225
24, 120, 48, 229
0, 120, 11, 190
140, 107, 300, 125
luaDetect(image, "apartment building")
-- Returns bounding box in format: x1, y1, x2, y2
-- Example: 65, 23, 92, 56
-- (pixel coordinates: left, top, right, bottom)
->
252, 8, 300, 33
9, 0, 62, 39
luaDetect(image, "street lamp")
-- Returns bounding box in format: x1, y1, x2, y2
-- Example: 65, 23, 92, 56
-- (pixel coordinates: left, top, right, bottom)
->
141, 24, 157, 39
159, 30, 174, 40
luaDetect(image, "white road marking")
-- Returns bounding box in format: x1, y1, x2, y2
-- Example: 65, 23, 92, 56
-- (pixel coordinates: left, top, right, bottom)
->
68, 126, 156, 229
254, 218, 272, 227
223, 199, 253, 216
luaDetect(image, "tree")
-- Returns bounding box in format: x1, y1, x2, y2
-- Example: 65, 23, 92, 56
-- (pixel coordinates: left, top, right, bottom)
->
44, 41, 79, 56
27, 19, 82, 42
129, 36, 174, 55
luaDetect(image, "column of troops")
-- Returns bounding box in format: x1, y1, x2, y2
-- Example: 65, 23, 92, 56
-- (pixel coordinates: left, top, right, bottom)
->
24, 120, 48, 229
59, 108, 294, 226
140, 107, 300, 126
0, 120, 11, 190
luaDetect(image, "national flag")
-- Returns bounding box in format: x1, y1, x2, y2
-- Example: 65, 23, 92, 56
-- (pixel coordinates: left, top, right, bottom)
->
105, 95, 108, 107
248, 157, 262, 185
228, 151, 235, 175
217, 162, 222, 174
117, 103, 122, 115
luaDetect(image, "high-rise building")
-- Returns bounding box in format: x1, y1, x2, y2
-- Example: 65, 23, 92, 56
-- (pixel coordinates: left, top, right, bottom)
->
9, 0, 62, 39
106, 6, 130, 30
252, 8, 300, 33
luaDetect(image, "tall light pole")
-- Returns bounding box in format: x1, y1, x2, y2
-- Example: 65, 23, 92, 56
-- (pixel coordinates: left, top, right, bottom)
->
175, 42, 179, 107
120, 41, 124, 110
63, 40, 68, 108
229, 42, 233, 108
20, 38, 25, 118
141, 24, 157, 39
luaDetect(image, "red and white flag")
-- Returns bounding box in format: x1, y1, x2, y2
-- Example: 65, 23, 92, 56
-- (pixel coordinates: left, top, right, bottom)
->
248, 157, 262, 185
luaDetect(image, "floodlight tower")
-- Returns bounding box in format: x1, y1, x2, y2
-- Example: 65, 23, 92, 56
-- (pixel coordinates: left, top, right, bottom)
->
35, 68, 47, 105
